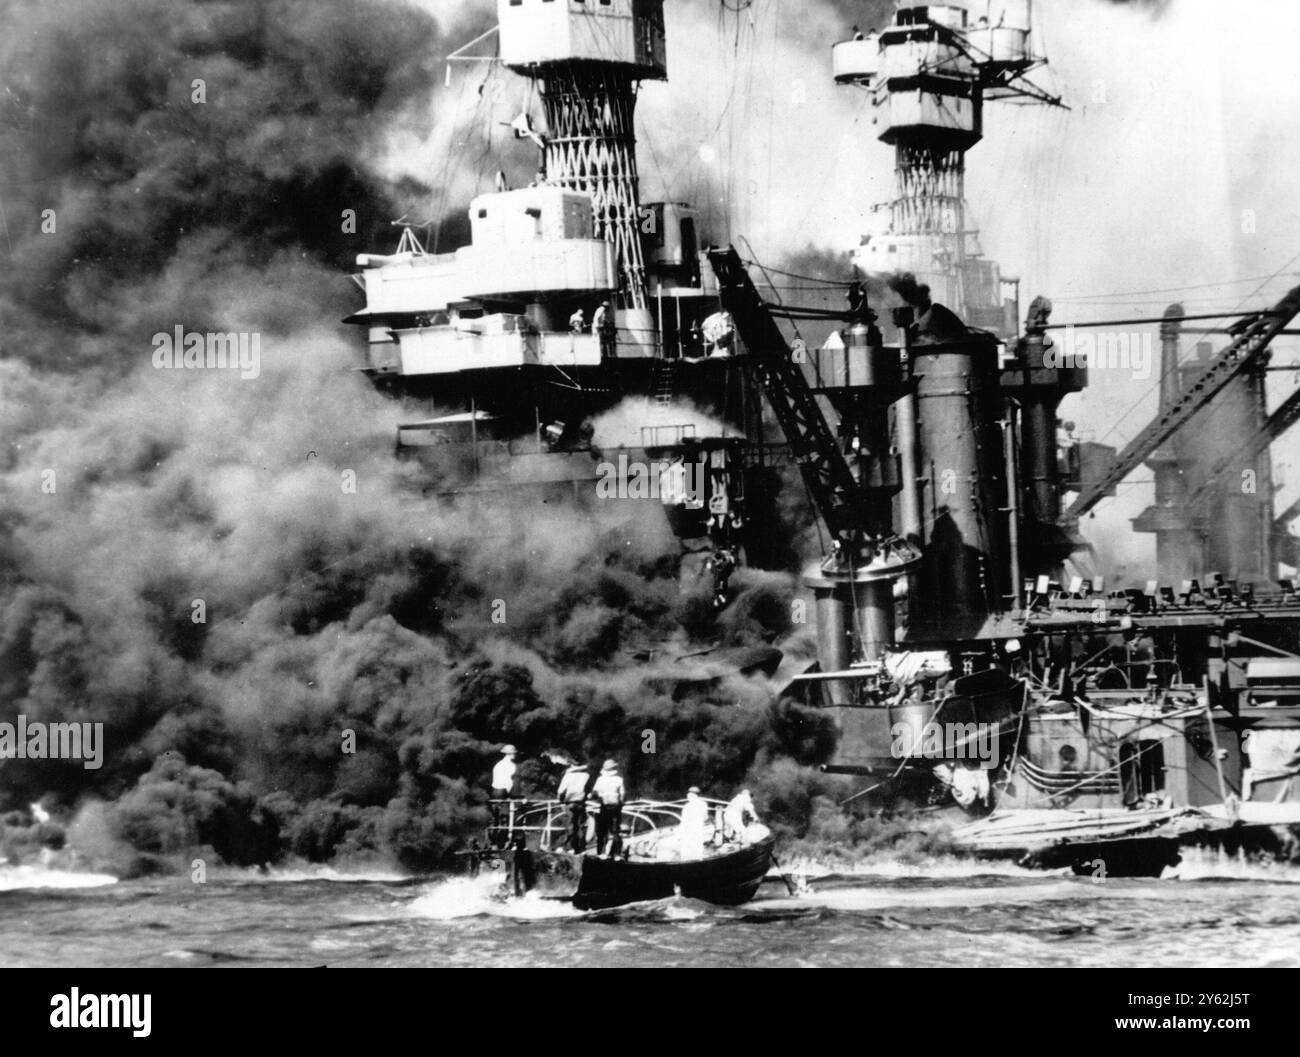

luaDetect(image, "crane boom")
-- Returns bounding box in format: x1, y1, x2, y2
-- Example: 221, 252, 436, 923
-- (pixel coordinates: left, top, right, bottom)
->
1064, 284, 1300, 521
706, 247, 868, 542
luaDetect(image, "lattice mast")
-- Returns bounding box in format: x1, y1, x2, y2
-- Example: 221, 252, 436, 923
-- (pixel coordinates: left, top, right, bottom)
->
833, 2, 1062, 325
498, 0, 667, 312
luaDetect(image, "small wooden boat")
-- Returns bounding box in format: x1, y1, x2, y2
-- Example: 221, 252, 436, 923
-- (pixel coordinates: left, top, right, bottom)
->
465, 798, 777, 910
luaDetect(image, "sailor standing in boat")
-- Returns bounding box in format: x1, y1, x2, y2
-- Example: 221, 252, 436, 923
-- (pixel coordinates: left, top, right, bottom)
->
490, 745, 518, 833
679, 786, 709, 860
593, 759, 625, 858
556, 761, 590, 853
723, 789, 760, 843
492, 745, 518, 796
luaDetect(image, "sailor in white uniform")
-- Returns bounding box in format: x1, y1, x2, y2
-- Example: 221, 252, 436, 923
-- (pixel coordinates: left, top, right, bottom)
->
723, 789, 760, 843
491, 745, 518, 797
678, 786, 709, 860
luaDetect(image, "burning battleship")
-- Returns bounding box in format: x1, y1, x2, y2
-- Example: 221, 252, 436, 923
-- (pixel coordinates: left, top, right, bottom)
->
349, 0, 1300, 876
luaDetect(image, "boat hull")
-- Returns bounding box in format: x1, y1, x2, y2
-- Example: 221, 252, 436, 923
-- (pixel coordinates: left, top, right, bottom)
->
508, 836, 776, 910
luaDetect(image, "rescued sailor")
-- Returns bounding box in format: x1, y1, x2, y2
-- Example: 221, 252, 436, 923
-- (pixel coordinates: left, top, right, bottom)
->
489, 744, 518, 834
556, 761, 591, 854
723, 789, 760, 843
678, 786, 709, 860
491, 744, 518, 797
593, 759, 625, 858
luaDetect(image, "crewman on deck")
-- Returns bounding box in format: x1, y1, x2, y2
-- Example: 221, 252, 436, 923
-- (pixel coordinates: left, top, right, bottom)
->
593, 301, 617, 358
569, 307, 585, 334
593, 759, 625, 858
679, 786, 709, 860
556, 762, 591, 854
488, 745, 519, 837
723, 789, 760, 843
491, 745, 518, 797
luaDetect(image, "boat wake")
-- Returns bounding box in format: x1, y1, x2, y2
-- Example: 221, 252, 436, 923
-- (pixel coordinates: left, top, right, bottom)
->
219, 864, 412, 885
779, 852, 1050, 883
408, 875, 583, 921
578, 894, 737, 923
1166, 845, 1300, 883
0, 863, 118, 892
751, 876, 1118, 916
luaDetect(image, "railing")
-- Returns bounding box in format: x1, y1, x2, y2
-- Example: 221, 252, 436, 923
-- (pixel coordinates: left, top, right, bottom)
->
487, 797, 734, 853
640, 424, 698, 448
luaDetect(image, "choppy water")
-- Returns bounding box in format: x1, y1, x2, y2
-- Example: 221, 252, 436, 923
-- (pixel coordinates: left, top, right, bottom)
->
3, 854, 1299, 968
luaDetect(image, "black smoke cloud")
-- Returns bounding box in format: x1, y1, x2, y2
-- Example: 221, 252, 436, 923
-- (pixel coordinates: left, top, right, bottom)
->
0, 0, 835, 874
0, 0, 451, 367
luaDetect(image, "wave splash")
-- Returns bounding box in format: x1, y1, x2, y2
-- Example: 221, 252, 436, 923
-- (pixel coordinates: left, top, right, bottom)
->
0, 863, 118, 892
408, 874, 583, 921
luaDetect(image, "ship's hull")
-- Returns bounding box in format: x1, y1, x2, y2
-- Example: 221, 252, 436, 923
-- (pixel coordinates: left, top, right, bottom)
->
953, 807, 1300, 876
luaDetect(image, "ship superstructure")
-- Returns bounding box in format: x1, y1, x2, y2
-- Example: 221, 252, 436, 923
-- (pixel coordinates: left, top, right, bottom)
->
347, 0, 778, 591
343, 2, 1300, 870
705, 3, 1300, 870
834, 1, 1061, 338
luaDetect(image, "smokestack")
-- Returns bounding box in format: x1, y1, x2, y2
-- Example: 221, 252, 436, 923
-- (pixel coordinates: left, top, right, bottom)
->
804, 311, 909, 671
1002, 296, 1086, 580
909, 316, 1010, 637
893, 306, 923, 544
1132, 303, 1204, 581
1150, 320, 1273, 585
1210, 360, 1274, 583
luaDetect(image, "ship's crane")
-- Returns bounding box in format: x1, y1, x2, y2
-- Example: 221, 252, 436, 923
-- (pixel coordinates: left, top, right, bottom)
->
1063, 283, 1300, 521
707, 248, 862, 545
708, 246, 920, 673
706, 247, 916, 574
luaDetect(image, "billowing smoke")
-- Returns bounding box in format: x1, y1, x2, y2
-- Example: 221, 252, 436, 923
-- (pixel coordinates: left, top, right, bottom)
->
888, 274, 931, 309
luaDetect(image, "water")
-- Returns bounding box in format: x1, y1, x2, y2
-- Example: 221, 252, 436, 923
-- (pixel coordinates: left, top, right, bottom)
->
3, 857, 1299, 968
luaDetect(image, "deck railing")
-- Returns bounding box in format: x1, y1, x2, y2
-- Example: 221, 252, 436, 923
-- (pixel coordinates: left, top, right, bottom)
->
486, 797, 733, 852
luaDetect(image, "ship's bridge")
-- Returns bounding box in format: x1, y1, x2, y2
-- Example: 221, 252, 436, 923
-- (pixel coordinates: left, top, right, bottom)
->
348, 186, 632, 377
458, 186, 618, 301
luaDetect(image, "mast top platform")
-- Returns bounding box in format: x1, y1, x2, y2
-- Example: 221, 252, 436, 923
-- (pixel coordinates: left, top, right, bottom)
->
498, 0, 666, 80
